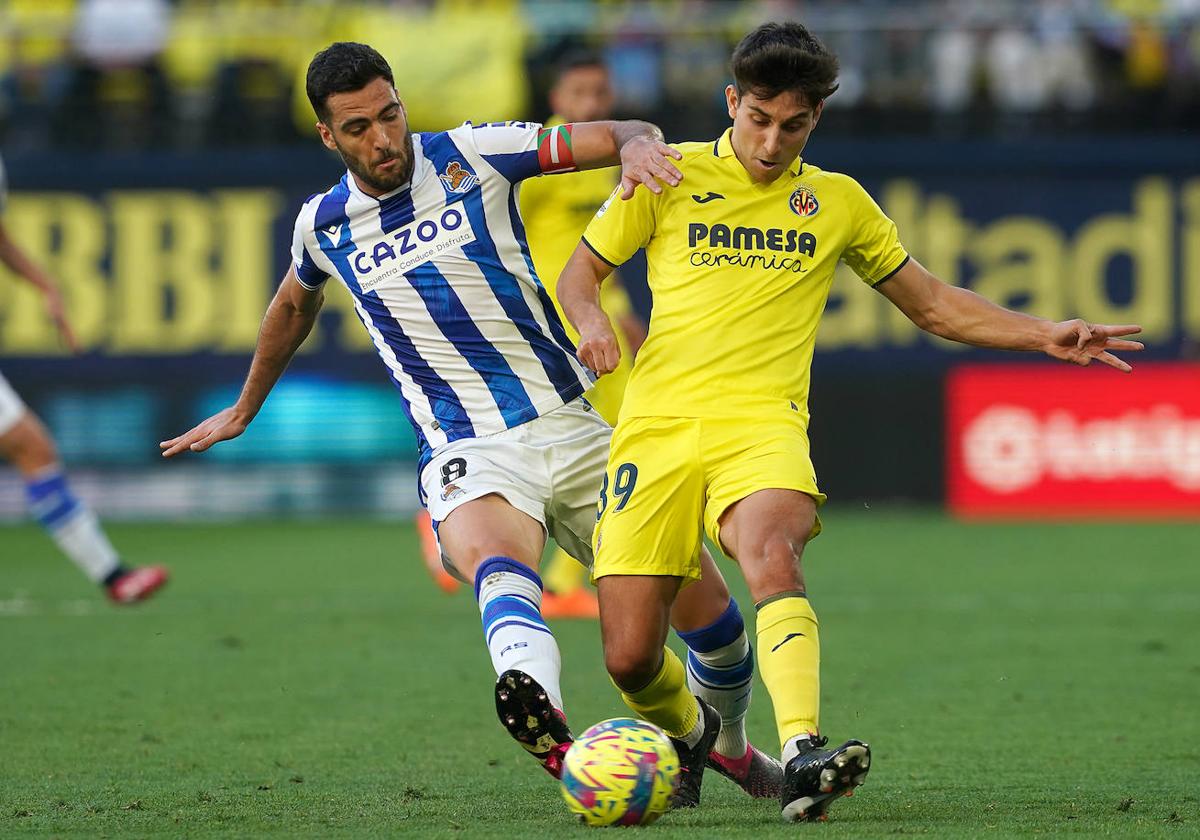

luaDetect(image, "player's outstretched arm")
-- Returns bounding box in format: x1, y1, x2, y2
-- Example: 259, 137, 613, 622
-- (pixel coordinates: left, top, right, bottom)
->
877, 257, 1144, 372
0, 220, 80, 352
557, 242, 621, 375
160, 267, 324, 457
568, 121, 683, 199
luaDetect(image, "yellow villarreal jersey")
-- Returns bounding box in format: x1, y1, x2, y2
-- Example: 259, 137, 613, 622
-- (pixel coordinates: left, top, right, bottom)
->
582, 128, 908, 424
519, 119, 633, 340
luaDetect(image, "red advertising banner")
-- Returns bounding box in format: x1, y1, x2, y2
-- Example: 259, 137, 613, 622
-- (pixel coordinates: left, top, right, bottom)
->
946, 363, 1200, 518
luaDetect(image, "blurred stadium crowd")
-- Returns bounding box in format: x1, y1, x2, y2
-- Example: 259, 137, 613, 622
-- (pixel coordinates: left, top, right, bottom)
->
1, 0, 1198, 150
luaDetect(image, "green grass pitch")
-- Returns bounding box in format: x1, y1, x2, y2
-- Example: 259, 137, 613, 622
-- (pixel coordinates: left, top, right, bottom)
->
2, 510, 1198, 837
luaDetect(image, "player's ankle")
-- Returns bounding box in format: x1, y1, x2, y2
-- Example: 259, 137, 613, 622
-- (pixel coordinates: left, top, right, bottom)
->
713, 721, 749, 759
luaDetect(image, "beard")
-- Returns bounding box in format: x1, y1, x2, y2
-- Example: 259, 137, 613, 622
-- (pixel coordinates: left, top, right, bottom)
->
339, 129, 415, 194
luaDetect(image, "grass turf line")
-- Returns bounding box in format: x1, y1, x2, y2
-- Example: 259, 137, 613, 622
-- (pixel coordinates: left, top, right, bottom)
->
1, 510, 1197, 837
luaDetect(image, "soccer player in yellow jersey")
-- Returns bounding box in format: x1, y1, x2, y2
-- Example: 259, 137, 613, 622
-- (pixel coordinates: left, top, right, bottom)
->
520, 52, 648, 619
557, 22, 1144, 822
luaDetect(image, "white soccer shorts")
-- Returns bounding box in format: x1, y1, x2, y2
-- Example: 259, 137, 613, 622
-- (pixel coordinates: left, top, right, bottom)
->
0, 369, 27, 437
420, 397, 611, 581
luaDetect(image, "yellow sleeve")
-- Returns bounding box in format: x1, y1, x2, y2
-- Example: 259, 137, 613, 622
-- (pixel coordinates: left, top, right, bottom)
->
599, 276, 634, 318
518, 174, 549, 232
840, 176, 909, 286
581, 183, 660, 267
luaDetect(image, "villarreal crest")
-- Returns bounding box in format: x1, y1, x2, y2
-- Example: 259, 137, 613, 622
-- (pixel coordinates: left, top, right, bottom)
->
789, 186, 819, 217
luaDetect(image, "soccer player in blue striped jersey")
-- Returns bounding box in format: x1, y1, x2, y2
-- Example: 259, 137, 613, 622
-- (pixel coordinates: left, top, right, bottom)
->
0, 155, 168, 604
162, 42, 779, 799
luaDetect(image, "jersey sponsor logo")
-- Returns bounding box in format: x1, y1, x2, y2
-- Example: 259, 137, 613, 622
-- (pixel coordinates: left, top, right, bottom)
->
686, 222, 817, 273
688, 223, 816, 254
439, 161, 478, 193
789, 186, 819, 217
349, 206, 477, 288
691, 191, 725, 203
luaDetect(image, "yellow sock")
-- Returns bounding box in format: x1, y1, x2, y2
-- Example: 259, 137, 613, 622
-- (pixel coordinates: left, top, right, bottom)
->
542, 546, 586, 595
614, 647, 699, 739
756, 593, 821, 750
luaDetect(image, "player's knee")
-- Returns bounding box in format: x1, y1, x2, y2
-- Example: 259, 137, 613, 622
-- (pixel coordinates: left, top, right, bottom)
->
744, 532, 803, 569
739, 533, 806, 596
0, 413, 59, 474
439, 533, 540, 580
605, 645, 661, 692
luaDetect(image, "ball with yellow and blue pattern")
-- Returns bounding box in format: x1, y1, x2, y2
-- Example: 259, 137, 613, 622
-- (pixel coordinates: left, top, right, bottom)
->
559, 718, 681, 827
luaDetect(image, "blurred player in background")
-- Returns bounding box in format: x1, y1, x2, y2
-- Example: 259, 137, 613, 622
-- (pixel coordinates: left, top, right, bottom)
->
520, 51, 648, 619
0, 155, 168, 603
163, 42, 780, 802
559, 21, 1144, 822
521, 51, 646, 429
414, 52, 646, 617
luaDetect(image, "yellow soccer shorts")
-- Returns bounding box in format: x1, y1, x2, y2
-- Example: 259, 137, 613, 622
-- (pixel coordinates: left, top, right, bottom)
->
592, 414, 827, 583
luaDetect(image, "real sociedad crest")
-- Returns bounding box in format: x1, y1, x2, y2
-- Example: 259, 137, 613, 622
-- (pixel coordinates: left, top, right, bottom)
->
439, 161, 478, 193
789, 186, 819, 217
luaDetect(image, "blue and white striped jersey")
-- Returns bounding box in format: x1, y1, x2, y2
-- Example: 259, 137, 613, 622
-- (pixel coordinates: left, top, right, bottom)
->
291, 121, 594, 459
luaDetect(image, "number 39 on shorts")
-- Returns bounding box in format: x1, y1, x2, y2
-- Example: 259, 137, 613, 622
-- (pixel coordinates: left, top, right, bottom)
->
597, 462, 639, 519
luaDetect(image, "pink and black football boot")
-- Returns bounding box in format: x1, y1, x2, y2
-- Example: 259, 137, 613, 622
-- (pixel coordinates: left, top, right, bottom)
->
495, 669, 573, 779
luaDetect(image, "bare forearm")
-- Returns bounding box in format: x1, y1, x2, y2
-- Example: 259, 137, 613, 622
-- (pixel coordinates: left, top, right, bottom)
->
235, 293, 321, 418
880, 258, 1143, 372
610, 120, 664, 153
923, 285, 1054, 351
558, 251, 612, 337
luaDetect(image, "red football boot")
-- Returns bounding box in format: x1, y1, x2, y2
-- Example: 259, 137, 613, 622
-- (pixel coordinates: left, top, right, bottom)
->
107, 565, 169, 604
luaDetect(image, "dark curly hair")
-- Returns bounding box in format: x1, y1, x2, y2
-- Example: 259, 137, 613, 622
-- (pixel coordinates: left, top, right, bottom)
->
306, 42, 395, 122
731, 22, 839, 106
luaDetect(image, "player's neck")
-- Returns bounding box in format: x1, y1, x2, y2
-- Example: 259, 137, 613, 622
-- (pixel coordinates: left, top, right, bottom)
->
350, 173, 386, 198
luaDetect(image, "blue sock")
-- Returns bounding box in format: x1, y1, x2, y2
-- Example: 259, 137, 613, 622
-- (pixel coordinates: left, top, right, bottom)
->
678, 598, 754, 758
26, 469, 122, 584
476, 557, 564, 710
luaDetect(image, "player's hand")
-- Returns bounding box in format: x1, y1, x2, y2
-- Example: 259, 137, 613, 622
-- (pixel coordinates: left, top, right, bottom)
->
159, 407, 251, 457
43, 287, 80, 354
1042, 320, 1144, 373
618, 136, 683, 199
576, 318, 622, 376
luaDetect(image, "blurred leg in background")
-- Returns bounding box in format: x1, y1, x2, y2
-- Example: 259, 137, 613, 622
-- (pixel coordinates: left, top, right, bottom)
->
0, 384, 167, 604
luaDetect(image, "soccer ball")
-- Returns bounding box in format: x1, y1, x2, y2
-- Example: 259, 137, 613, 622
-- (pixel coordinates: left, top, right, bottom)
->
559, 717, 681, 827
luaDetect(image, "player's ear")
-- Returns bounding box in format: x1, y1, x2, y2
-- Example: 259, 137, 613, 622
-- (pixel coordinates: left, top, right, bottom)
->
316, 121, 338, 152
725, 85, 739, 121
812, 98, 825, 126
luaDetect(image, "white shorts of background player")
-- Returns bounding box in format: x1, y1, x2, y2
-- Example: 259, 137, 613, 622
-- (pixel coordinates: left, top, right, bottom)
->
0, 370, 28, 436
